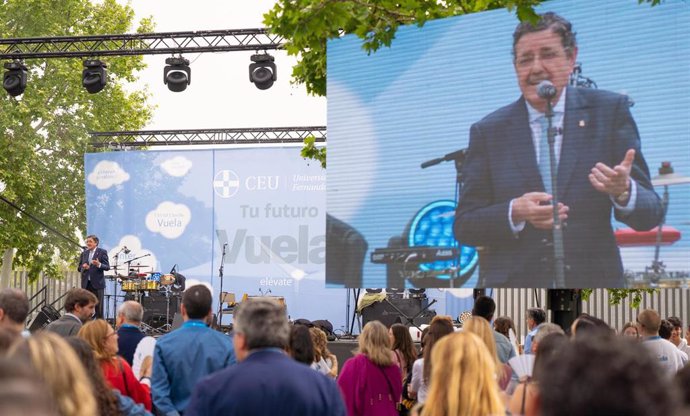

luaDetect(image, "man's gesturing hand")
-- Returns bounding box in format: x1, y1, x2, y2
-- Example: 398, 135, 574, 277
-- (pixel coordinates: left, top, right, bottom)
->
589, 149, 634, 199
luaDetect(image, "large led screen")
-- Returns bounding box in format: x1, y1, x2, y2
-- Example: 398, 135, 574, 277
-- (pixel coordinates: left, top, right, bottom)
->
326, 0, 690, 288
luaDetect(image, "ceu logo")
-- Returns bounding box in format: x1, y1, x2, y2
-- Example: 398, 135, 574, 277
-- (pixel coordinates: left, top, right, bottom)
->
213, 170, 240, 198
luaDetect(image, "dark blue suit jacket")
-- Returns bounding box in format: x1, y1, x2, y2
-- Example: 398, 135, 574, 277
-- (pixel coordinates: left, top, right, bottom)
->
185, 349, 346, 416
78, 247, 110, 290
117, 325, 146, 366
454, 87, 663, 288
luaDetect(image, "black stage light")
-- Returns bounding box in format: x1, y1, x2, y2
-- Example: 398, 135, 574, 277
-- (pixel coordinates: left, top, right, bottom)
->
163, 57, 191, 92
249, 53, 276, 90
3, 61, 28, 97
82, 59, 107, 94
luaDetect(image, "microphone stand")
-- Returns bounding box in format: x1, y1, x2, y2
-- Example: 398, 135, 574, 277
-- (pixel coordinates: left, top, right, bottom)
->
419, 148, 473, 288
107, 247, 127, 322
217, 243, 228, 326
544, 98, 566, 288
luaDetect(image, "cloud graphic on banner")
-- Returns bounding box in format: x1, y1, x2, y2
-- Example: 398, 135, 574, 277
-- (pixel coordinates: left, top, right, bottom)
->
106, 235, 159, 275
161, 156, 193, 177
145, 202, 192, 239
87, 160, 130, 190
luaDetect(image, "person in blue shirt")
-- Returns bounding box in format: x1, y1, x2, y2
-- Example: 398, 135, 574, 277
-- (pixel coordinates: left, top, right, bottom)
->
524, 307, 546, 354
472, 296, 516, 363
152, 284, 235, 416
185, 298, 346, 416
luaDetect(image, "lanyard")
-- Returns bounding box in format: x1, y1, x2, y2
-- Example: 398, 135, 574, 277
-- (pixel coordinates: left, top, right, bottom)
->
183, 320, 207, 328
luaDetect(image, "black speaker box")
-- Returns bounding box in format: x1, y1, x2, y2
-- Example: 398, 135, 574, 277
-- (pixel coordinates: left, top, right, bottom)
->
361, 297, 435, 328
141, 293, 179, 327
28, 305, 61, 333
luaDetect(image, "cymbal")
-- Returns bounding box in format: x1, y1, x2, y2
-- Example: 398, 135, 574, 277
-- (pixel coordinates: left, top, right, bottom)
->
651, 172, 690, 187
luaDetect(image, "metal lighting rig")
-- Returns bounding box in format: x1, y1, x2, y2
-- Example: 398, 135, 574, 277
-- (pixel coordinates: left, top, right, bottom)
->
0, 29, 283, 59
89, 127, 327, 149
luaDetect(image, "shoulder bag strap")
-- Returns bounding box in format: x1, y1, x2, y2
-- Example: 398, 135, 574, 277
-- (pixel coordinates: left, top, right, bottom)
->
376, 363, 397, 403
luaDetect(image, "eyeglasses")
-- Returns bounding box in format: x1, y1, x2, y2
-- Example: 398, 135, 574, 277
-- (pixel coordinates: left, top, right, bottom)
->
515, 50, 567, 68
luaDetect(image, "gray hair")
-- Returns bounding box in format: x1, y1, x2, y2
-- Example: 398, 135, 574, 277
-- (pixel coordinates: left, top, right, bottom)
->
533, 323, 565, 344
234, 298, 289, 350
117, 301, 143, 324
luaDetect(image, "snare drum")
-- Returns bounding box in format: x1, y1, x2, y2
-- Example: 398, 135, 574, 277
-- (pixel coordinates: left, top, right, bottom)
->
143, 279, 159, 290
160, 274, 176, 286
121, 280, 139, 292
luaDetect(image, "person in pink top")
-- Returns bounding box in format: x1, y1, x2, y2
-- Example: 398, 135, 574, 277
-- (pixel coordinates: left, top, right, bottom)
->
338, 321, 402, 416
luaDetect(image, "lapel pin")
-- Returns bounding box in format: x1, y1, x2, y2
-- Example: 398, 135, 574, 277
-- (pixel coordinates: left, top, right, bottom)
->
579, 120, 586, 127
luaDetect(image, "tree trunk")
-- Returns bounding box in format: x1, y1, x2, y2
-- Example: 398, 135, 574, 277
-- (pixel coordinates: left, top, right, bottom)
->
0, 248, 15, 288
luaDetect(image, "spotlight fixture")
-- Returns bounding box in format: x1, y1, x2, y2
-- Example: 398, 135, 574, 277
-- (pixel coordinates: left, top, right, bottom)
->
3, 61, 28, 97
249, 53, 276, 90
82, 59, 107, 94
163, 57, 191, 92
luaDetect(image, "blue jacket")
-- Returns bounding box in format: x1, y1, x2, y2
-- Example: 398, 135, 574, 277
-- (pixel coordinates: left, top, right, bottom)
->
117, 324, 146, 366
152, 320, 235, 416
186, 349, 346, 416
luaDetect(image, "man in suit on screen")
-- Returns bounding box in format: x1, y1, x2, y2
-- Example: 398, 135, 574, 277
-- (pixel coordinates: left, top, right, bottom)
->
78, 234, 109, 318
454, 12, 663, 288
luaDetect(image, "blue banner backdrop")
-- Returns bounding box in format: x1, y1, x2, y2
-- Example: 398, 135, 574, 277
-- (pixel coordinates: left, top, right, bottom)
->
84, 148, 352, 326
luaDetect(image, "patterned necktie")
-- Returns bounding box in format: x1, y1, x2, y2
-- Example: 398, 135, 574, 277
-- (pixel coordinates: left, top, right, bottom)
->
88, 250, 94, 263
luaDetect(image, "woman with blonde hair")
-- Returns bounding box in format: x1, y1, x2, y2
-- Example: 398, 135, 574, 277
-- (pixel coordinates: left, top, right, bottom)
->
338, 320, 402, 416
79, 319, 152, 411
310, 327, 338, 378
462, 316, 511, 389
8, 331, 97, 416
416, 331, 505, 416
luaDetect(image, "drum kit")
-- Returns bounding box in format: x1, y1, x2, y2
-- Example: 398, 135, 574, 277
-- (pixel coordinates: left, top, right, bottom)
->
119, 269, 182, 297
106, 252, 185, 334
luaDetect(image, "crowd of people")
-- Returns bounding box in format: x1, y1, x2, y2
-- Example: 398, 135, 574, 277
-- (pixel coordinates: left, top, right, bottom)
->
3, 286, 690, 416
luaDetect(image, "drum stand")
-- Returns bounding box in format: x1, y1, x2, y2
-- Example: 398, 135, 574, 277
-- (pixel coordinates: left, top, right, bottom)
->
106, 249, 127, 324
159, 285, 175, 333
103, 276, 123, 324
140, 317, 159, 336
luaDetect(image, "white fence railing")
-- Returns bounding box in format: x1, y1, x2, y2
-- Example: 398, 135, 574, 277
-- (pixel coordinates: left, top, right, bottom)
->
494, 288, 690, 341
8, 270, 81, 319
6, 271, 688, 338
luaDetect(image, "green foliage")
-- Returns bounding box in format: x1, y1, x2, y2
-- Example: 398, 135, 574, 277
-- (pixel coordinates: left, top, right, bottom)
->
0, 0, 153, 280
301, 136, 327, 168
580, 288, 658, 309
264, 0, 543, 97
